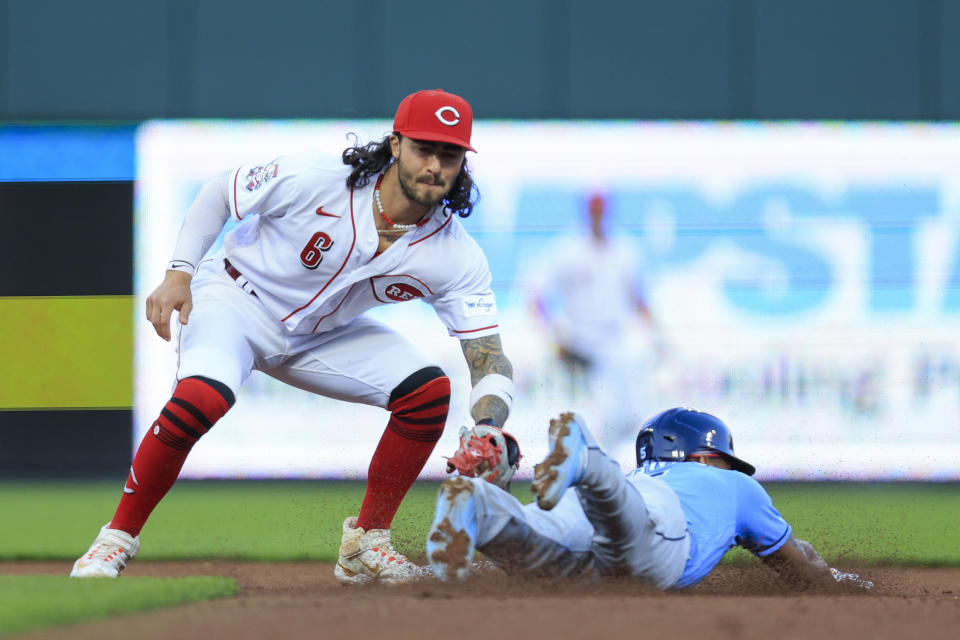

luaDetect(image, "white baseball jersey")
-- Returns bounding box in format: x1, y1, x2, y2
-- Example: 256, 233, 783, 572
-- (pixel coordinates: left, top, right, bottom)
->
223, 150, 499, 338
532, 235, 642, 358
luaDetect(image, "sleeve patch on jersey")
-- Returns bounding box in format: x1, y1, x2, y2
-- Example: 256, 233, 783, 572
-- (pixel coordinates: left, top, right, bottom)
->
244, 159, 280, 192
461, 294, 497, 317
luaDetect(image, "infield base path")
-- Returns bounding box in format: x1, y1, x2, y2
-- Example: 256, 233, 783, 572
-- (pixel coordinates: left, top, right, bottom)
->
5, 562, 958, 640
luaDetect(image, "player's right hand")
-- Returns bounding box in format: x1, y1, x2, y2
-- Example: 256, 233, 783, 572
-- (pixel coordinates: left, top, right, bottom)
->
146, 270, 194, 341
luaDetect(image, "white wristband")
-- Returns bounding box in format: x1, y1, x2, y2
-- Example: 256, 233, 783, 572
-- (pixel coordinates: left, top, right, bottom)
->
167, 259, 196, 275
469, 374, 515, 414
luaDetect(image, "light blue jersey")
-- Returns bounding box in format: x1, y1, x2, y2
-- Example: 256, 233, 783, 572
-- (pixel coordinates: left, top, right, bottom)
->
630, 462, 792, 588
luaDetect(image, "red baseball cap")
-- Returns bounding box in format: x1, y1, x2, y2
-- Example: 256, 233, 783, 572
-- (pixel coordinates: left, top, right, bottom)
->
393, 89, 476, 152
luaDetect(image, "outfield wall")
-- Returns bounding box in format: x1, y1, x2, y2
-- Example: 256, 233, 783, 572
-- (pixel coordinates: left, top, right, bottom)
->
1, 0, 960, 122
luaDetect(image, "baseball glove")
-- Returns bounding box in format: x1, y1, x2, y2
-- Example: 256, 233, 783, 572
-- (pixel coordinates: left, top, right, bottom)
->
445, 423, 521, 490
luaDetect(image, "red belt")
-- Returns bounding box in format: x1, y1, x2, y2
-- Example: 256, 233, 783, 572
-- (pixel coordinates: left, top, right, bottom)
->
224, 259, 258, 297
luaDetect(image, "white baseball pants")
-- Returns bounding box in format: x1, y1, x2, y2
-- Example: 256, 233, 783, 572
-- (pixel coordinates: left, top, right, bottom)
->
175, 259, 436, 408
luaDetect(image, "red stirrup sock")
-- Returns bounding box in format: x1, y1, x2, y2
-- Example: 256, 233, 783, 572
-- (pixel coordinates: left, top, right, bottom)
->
356, 368, 450, 531
109, 376, 234, 536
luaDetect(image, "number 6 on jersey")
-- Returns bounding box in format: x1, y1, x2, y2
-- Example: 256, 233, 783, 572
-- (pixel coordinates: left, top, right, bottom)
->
300, 231, 334, 269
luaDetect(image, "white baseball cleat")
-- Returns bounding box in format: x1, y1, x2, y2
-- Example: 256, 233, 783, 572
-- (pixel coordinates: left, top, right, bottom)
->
70, 523, 140, 578
532, 412, 591, 510
426, 476, 478, 583
334, 517, 428, 585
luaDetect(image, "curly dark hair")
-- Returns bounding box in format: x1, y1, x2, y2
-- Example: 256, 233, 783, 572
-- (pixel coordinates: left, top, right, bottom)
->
341, 133, 479, 217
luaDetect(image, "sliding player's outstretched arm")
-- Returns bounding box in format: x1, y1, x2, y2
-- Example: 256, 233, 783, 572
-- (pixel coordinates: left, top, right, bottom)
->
762, 536, 873, 590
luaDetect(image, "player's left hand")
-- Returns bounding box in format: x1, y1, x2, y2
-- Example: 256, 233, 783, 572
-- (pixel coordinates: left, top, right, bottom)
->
831, 567, 874, 591
445, 423, 520, 490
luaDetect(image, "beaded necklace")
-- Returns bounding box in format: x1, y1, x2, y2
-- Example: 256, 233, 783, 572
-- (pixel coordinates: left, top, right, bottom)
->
374, 173, 431, 233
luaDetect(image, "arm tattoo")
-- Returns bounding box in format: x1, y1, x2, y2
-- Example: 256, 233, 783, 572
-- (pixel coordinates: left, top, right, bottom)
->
460, 334, 514, 426
460, 335, 513, 384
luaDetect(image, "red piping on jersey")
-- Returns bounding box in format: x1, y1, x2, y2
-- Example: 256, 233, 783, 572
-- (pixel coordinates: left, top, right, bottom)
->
450, 324, 499, 334
311, 282, 357, 333
282, 187, 359, 323
232, 169, 242, 221
369, 274, 435, 303
410, 213, 452, 246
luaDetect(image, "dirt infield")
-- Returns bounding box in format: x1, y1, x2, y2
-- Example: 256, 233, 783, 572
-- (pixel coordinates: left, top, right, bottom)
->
5, 562, 958, 640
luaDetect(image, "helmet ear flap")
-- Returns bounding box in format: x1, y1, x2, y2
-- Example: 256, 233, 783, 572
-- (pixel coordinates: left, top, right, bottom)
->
635, 428, 655, 467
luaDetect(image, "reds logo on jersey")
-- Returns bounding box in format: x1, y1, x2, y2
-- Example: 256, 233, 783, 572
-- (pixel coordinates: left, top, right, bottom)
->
370, 275, 434, 303
245, 159, 280, 191
385, 283, 424, 301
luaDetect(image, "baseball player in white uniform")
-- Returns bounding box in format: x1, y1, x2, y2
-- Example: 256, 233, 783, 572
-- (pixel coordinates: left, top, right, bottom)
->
71, 89, 517, 585
530, 193, 663, 452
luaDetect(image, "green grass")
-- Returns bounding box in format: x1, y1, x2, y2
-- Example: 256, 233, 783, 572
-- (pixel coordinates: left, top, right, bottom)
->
0, 575, 237, 636
1, 480, 958, 565
755, 482, 960, 566
0, 479, 533, 563
0, 480, 436, 562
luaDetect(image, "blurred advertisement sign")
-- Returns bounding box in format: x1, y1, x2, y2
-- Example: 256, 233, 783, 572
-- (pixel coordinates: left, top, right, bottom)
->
137, 121, 960, 480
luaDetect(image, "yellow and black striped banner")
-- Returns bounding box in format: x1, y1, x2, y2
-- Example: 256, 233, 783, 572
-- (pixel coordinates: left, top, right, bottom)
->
1, 174, 135, 477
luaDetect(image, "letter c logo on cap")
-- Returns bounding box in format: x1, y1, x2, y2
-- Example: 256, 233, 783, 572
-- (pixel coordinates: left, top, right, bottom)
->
434, 106, 461, 126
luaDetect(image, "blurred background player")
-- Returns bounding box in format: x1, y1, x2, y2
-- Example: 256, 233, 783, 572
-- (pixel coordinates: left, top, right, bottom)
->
529, 192, 663, 455
428, 407, 872, 591
70, 89, 516, 585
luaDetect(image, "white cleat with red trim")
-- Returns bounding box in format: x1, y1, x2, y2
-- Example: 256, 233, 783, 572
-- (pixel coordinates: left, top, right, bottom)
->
334, 517, 429, 585
70, 523, 140, 578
